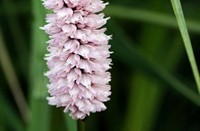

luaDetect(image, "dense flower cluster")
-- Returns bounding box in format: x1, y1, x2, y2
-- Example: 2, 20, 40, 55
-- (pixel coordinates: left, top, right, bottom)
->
41, 0, 112, 119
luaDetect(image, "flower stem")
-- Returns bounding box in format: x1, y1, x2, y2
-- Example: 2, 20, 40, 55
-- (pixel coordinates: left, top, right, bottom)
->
78, 120, 85, 131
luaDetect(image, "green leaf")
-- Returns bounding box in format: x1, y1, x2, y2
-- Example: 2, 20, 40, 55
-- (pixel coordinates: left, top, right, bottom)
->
104, 5, 200, 34
171, 0, 200, 93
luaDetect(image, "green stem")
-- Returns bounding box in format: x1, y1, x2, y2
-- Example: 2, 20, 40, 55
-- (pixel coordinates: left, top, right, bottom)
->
65, 113, 77, 131
171, 0, 200, 94
78, 120, 86, 131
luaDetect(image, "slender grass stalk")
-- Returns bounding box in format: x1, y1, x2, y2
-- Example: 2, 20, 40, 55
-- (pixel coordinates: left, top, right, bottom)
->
0, 29, 29, 123
171, 0, 200, 94
104, 5, 200, 34
78, 120, 86, 131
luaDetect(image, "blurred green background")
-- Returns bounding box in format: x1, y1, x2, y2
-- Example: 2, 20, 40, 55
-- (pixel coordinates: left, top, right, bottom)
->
0, 0, 200, 131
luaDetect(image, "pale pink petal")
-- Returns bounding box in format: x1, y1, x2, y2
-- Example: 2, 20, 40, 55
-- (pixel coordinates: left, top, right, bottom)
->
43, 0, 64, 10
84, 0, 108, 13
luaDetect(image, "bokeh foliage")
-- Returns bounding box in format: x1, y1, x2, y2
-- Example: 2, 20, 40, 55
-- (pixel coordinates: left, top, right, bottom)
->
0, 0, 200, 131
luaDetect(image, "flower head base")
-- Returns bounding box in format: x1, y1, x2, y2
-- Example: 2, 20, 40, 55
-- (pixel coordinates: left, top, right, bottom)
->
42, 0, 112, 119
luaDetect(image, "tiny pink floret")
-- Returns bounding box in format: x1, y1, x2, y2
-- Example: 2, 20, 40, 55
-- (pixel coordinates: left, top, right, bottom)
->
42, 0, 112, 119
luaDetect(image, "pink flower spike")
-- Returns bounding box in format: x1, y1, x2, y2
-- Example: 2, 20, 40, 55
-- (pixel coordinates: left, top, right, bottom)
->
42, 0, 112, 120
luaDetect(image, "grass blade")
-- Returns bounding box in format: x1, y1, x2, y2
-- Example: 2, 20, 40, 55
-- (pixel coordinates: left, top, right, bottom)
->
171, 0, 200, 93
0, 29, 29, 123
104, 5, 200, 34
27, 0, 51, 131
